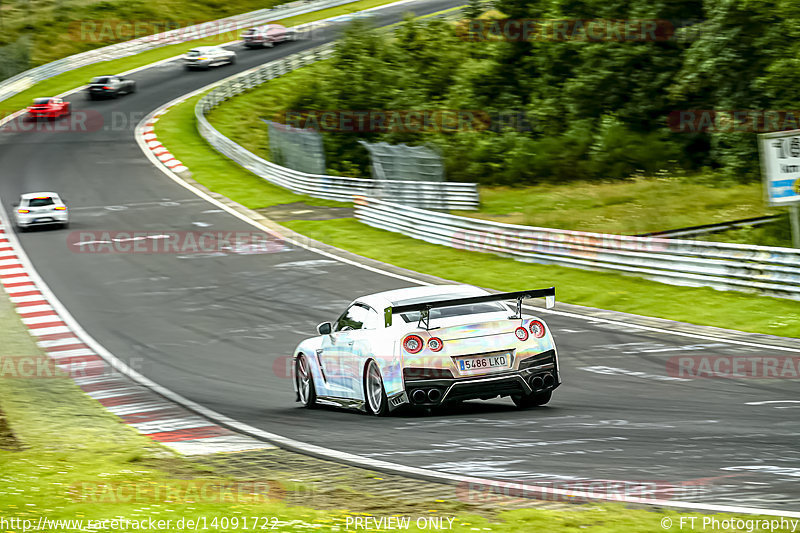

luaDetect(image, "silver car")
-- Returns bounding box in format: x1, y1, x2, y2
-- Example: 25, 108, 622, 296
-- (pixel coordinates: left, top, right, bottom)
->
182, 46, 237, 70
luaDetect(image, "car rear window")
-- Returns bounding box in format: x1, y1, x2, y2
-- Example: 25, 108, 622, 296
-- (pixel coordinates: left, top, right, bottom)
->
91, 77, 109, 84
187, 50, 201, 56
33, 98, 52, 105
28, 197, 54, 207
394, 294, 507, 323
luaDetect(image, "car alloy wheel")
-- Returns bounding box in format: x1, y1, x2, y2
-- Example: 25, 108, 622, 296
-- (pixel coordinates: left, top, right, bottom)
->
295, 355, 316, 408
364, 360, 388, 416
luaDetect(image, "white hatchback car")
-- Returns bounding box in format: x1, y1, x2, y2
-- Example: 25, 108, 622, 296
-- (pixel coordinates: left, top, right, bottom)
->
14, 192, 69, 231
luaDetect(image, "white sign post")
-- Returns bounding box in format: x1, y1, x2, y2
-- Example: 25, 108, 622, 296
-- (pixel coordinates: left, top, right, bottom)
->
758, 129, 800, 248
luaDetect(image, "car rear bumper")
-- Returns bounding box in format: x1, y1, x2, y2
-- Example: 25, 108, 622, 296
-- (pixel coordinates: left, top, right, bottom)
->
403, 349, 559, 406
88, 89, 115, 97
16, 213, 68, 227
183, 60, 213, 68
27, 111, 60, 118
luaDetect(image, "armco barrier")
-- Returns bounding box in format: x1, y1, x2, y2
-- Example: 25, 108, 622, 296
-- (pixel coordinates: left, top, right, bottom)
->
0, 0, 360, 103
355, 196, 800, 300
195, 46, 481, 210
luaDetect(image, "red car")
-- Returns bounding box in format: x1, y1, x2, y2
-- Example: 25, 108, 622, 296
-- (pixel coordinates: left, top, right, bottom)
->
26, 98, 71, 120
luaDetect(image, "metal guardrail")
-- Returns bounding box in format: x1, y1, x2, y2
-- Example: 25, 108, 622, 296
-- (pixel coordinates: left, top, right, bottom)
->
636, 215, 783, 239
195, 46, 481, 210
0, 0, 360, 103
355, 196, 800, 300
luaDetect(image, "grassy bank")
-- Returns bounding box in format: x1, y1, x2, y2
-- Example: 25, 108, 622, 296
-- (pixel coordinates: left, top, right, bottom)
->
698, 213, 795, 248
1, 0, 286, 67
0, 0, 398, 116
457, 179, 776, 235
154, 90, 800, 338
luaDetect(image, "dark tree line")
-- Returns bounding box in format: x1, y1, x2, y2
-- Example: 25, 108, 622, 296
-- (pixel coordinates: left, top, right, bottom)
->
279, 0, 799, 185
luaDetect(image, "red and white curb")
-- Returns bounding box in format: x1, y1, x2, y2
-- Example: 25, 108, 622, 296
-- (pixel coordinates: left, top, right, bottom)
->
141, 113, 189, 174
0, 222, 271, 456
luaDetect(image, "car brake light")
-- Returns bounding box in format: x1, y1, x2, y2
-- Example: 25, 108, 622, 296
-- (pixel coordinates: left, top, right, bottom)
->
103, 86, 112, 90
54, 206, 66, 210
515, 327, 529, 341
18, 209, 30, 213
403, 335, 423, 354
529, 320, 546, 338
427, 337, 443, 352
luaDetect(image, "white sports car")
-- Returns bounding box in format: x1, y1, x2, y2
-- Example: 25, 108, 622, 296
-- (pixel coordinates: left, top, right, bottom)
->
14, 192, 69, 230
293, 285, 559, 415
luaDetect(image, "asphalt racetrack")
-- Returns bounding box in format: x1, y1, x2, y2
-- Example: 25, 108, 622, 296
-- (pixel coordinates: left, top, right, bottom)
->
1, 0, 798, 513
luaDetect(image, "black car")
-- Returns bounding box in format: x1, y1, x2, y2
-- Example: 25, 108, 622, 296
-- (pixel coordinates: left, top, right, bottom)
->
86, 75, 136, 99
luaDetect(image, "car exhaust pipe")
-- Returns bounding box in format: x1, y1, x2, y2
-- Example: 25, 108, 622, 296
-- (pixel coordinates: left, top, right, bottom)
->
543, 374, 555, 388
411, 389, 427, 404
427, 388, 442, 403
530, 376, 544, 390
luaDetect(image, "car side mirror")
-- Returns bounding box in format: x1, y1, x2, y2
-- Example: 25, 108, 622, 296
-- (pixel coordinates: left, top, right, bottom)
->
317, 322, 332, 335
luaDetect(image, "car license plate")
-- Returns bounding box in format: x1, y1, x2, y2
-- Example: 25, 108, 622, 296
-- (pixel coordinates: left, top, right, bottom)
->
457, 352, 510, 374
34, 218, 52, 223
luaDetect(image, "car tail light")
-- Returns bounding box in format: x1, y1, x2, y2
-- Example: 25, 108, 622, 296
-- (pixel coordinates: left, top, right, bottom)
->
18, 209, 29, 213
515, 327, 529, 341
427, 337, 443, 352
103, 86, 112, 90
529, 320, 546, 338
54, 206, 66, 210
403, 335, 423, 354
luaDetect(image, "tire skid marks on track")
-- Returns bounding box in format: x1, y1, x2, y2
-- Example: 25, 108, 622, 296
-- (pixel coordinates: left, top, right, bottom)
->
0, 222, 272, 456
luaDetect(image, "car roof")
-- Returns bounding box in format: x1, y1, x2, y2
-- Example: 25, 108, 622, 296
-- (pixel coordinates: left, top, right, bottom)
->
357, 284, 489, 309
20, 192, 60, 199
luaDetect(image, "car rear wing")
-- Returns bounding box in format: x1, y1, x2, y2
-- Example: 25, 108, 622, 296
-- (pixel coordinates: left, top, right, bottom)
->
384, 287, 555, 328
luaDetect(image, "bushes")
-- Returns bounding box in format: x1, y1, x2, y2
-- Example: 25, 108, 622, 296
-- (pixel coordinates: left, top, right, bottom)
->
0, 36, 31, 82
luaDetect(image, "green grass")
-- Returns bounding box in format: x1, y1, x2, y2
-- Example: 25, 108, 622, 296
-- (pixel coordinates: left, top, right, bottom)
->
1, 270, 795, 532
458, 179, 777, 235
698, 214, 795, 248
0, 0, 285, 67
0, 0, 400, 116
155, 91, 800, 338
